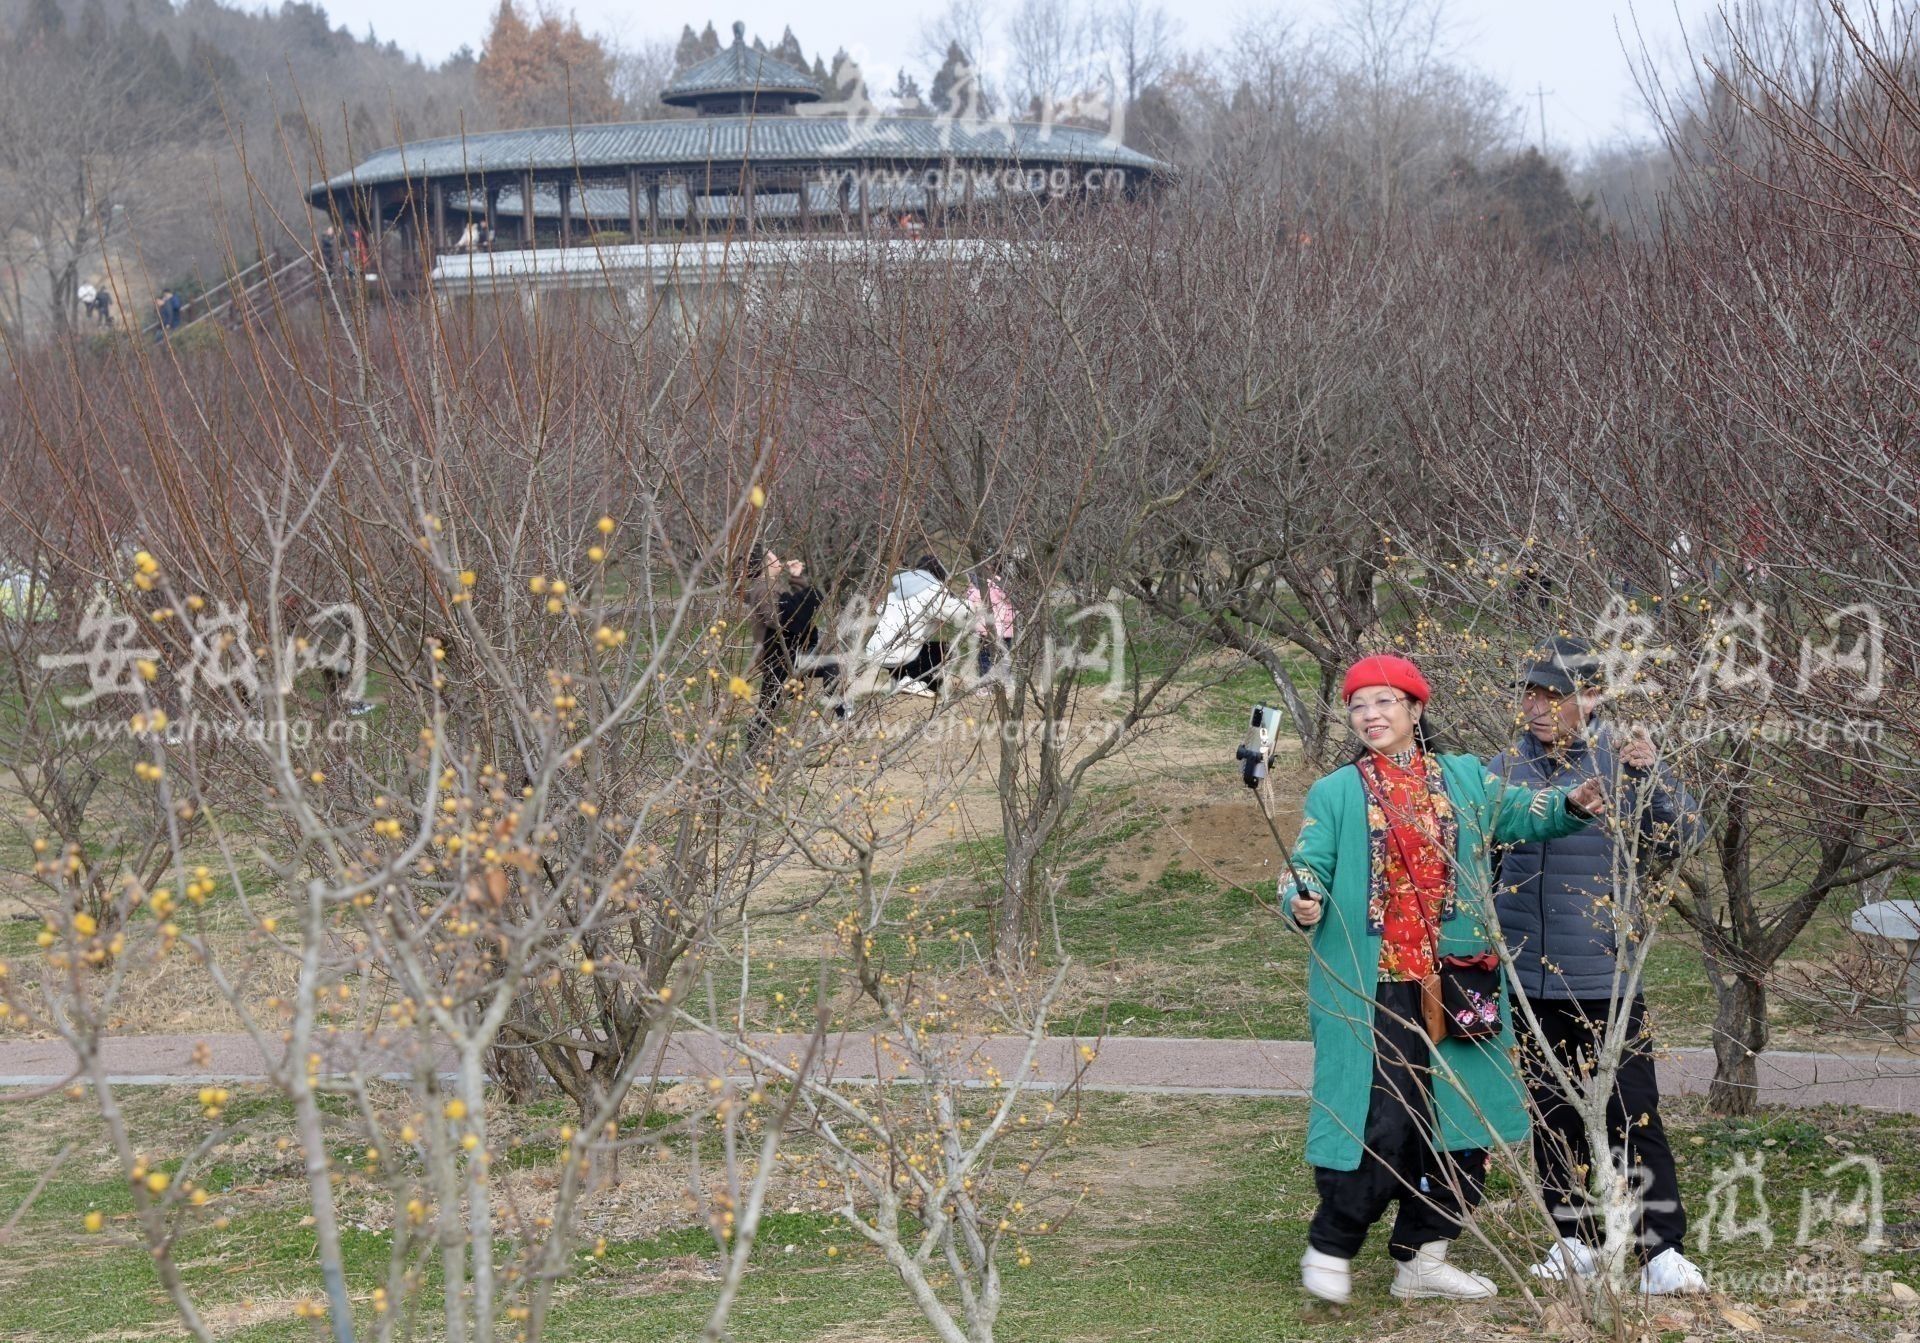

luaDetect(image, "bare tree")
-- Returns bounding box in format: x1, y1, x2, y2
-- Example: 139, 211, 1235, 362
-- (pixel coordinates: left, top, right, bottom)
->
1004, 0, 1099, 120
1099, 0, 1178, 106
608, 33, 680, 118
0, 17, 194, 336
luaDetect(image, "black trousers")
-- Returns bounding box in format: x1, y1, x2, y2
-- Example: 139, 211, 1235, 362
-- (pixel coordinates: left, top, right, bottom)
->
757, 642, 841, 706
749, 640, 842, 748
1518, 995, 1687, 1259
889, 640, 951, 689
1309, 980, 1490, 1262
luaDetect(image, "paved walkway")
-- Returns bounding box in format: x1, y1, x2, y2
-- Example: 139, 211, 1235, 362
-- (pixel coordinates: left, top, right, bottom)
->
4, 1031, 1920, 1113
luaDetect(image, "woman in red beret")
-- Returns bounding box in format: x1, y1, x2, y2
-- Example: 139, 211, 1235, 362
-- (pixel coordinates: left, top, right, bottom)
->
1284, 653, 1605, 1304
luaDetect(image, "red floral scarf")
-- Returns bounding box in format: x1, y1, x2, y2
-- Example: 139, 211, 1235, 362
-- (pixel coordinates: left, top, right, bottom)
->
1356, 749, 1457, 982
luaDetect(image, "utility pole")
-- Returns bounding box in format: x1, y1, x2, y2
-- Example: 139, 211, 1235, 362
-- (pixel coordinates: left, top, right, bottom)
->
1531, 83, 1553, 151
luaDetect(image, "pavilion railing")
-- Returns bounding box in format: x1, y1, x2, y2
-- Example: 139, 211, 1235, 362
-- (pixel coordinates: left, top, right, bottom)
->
141, 250, 322, 342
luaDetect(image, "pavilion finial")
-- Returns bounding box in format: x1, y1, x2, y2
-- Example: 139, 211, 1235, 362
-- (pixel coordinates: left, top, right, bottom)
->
731, 20, 745, 45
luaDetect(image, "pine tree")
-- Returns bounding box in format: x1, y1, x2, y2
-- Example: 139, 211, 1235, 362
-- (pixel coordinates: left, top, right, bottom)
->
828, 48, 867, 105
1485, 147, 1593, 259
673, 22, 703, 72
929, 40, 990, 119
279, 2, 336, 51
773, 26, 805, 71
698, 20, 719, 58
891, 68, 923, 112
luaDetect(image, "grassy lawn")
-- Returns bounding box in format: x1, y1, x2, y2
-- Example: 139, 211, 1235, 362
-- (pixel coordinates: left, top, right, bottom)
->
3, 1087, 1919, 1341
712, 805, 1850, 1051
2, 645, 1882, 1054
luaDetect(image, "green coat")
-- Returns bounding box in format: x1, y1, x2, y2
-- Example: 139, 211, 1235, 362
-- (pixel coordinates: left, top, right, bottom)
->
1282, 752, 1590, 1171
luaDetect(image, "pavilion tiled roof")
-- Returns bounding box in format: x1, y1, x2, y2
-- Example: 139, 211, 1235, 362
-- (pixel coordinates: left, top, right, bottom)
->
660, 21, 823, 105
308, 115, 1163, 203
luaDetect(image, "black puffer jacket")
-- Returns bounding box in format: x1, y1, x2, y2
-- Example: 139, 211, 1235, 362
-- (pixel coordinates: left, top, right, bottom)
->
1487, 724, 1704, 1001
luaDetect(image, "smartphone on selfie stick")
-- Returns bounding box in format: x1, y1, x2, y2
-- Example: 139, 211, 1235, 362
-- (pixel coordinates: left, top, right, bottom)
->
1237, 704, 1283, 788
1238, 704, 1320, 920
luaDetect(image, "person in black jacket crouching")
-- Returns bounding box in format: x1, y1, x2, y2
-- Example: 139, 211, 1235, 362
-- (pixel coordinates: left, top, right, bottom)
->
1488, 636, 1709, 1296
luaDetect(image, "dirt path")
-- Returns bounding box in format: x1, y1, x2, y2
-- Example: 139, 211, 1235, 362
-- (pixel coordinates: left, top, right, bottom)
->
5, 1030, 1918, 1113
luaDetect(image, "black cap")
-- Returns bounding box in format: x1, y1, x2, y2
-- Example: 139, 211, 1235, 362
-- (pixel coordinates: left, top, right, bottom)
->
1517, 635, 1603, 697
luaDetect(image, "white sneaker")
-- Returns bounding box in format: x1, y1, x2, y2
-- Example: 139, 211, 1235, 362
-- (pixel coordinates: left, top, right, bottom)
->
1390, 1240, 1498, 1300
895, 678, 935, 698
1639, 1247, 1707, 1295
1300, 1247, 1352, 1304
1528, 1236, 1598, 1281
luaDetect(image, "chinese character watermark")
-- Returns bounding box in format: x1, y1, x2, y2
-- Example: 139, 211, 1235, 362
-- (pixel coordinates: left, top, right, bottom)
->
39, 599, 370, 711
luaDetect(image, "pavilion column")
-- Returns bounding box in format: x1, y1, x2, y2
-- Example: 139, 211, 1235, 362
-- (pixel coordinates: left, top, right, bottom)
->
523, 170, 537, 249
431, 180, 446, 255
742, 166, 756, 234
558, 179, 572, 248
836, 173, 852, 235
647, 179, 660, 238
484, 183, 500, 242
928, 163, 945, 233
857, 160, 870, 237
627, 168, 641, 242
797, 172, 811, 235
962, 165, 976, 233
394, 193, 418, 291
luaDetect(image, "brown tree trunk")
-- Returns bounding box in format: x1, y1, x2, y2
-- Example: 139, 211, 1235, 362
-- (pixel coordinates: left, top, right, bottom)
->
488, 1044, 545, 1104
1707, 973, 1769, 1116
996, 838, 1045, 971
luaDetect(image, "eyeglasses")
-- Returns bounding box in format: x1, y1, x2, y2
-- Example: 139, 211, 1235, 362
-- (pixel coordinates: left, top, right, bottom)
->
1347, 694, 1408, 718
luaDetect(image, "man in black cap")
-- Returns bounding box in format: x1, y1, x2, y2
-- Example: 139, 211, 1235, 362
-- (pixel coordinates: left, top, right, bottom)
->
1488, 636, 1707, 1294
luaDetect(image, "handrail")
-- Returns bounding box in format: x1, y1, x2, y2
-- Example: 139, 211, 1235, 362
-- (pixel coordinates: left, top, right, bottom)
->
141, 251, 320, 340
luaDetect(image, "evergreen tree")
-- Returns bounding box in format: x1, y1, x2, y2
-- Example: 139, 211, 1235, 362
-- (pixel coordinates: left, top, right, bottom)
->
772, 26, 805, 71
828, 48, 868, 105
276, 2, 338, 50
673, 22, 703, 72
1486, 147, 1593, 258
891, 67, 924, 112
698, 20, 719, 58
929, 40, 990, 119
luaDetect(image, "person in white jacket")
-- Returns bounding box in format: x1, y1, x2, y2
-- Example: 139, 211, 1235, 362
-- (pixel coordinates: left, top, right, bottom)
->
864, 555, 972, 696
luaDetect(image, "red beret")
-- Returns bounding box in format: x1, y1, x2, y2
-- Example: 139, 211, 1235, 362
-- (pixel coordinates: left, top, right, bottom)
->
1341, 654, 1432, 705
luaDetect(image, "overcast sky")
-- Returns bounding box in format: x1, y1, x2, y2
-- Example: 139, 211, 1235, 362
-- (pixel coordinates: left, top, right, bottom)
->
307, 0, 1723, 155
